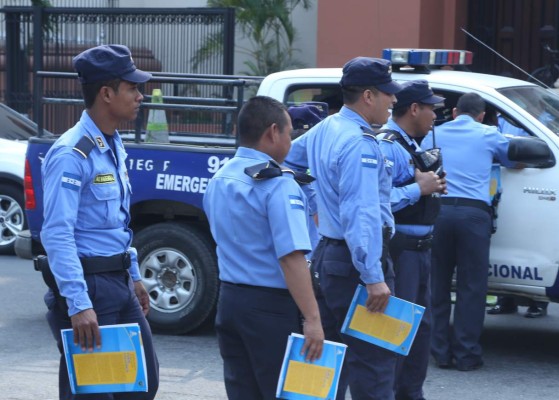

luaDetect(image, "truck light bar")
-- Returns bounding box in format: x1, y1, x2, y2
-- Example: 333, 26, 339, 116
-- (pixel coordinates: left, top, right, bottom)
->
382, 48, 473, 66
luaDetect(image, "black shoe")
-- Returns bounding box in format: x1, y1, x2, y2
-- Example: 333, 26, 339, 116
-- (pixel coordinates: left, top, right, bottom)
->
456, 360, 484, 372
525, 306, 547, 318
435, 358, 454, 369
487, 304, 518, 315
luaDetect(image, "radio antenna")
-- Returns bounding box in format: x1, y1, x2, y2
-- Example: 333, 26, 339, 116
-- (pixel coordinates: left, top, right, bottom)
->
460, 27, 550, 88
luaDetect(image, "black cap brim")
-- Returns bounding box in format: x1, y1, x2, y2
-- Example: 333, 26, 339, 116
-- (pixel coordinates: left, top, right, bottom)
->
376, 80, 403, 94
122, 69, 152, 83
420, 94, 445, 105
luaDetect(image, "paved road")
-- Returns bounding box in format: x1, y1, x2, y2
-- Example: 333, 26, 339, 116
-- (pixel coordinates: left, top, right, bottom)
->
0, 255, 558, 399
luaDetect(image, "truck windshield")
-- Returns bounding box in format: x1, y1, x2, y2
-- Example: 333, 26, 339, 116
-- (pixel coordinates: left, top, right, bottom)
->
498, 86, 559, 134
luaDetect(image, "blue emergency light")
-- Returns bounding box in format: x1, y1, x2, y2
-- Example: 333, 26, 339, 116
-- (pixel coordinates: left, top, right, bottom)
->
382, 48, 473, 66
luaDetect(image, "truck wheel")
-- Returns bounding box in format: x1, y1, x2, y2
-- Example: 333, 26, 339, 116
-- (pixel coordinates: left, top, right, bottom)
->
0, 183, 26, 255
134, 222, 218, 334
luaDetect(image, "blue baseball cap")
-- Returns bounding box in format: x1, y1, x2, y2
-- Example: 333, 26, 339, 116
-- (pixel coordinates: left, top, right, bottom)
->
393, 79, 445, 109
288, 102, 328, 130
340, 57, 402, 94
73, 44, 152, 84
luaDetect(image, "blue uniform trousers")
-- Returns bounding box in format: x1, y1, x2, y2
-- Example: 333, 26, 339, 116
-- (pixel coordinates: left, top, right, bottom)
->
430, 205, 491, 369
313, 238, 397, 400
216, 282, 302, 400
389, 234, 431, 400
46, 271, 159, 400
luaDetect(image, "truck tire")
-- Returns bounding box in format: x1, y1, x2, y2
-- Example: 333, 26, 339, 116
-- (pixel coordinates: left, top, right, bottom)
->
0, 183, 26, 255
134, 222, 218, 334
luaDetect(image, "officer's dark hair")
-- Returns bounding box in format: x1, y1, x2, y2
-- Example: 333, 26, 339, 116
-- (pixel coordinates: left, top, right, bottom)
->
81, 78, 121, 108
238, 96, 289, 146
341, 86, 379, 105
456, 92, 485, 118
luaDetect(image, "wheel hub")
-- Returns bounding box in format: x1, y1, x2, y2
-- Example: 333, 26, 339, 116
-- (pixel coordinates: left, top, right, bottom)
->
139, 248, 197, 313
159, 268, 179, 289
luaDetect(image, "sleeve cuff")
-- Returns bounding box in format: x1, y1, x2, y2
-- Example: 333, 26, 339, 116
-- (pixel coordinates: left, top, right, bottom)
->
128, 248, 142, 281
409, 183, 422, 203
67, 292, 93, 317
359, 262, 385, 285
129, 263, 142, 281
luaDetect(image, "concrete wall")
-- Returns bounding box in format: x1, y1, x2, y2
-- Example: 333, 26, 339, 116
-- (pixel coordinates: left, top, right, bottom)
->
316, 0, 468, 67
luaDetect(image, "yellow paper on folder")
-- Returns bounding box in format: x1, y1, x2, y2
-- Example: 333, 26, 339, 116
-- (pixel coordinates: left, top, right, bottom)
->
283, 360, 335, 398
73, 351, 138, 386
349, 304, 412, 346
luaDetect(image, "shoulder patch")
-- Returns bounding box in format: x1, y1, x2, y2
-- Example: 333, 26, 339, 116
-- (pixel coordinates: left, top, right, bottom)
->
61, 172, 82, 191
288, 195, 305, 210
73, 136, 96, 159
361, 154, 378, 168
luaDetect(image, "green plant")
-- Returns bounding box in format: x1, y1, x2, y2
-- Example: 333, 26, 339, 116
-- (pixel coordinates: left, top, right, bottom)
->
193, 0, 312, 75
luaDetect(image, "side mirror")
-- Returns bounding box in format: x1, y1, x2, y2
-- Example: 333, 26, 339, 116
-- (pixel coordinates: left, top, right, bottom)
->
507, 136, 555, 168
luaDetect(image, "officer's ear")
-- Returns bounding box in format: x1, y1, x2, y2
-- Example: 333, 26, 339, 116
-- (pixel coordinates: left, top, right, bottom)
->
261, 122, 278, 145
475, 111, 486, 123
452, 107, 458, 119
99, 85, 114, 104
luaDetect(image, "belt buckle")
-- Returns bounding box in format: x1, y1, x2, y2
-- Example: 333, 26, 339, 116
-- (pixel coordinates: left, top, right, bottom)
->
123, 251, 131, 269
416, 236, 432, 250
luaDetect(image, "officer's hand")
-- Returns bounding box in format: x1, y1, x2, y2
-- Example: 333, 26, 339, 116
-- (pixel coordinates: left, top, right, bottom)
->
133, 281, 150, 316
438, 175, 448, 195
302, 318, 324, 362
70, 308, 100, 352
365, 282, 391, 313
415, 169, 442, 195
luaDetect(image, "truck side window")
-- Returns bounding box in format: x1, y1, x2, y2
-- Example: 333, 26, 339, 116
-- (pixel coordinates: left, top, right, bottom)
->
285, 85, 342, 115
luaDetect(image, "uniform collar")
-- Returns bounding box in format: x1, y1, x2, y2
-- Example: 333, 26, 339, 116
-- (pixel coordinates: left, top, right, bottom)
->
79, 110, 119, 154
454, 114, 476, 123
338, 106, 375, 133
236, 146, 275, 162
385, 118, 419, 148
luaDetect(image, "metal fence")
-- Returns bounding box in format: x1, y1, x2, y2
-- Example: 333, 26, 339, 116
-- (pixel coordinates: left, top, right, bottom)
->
0, 5, 235, 134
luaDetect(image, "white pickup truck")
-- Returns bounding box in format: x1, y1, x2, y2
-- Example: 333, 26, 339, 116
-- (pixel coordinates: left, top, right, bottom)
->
258, 52, 559, 304
18, 50, 559, 333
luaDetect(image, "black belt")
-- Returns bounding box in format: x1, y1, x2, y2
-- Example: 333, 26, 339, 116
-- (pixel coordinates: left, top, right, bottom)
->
393, 232, 433, 251
441, 197, 491, 213
221, 281, 290, 296
322, 236, 347, 246
79, 252, 131, 274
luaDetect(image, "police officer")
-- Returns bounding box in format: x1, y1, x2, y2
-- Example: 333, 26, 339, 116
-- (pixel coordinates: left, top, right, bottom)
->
203, 96, 324, 400
425, 92, 516, 372
41, 44, 159, 399
377, 80, 446, 400
285, 57, 402, 400
287, 102, 329, 255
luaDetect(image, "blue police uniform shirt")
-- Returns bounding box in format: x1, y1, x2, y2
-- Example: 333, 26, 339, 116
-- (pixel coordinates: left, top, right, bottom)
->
203, 147, 311, 289
378, 118, 433, 236
300, 182, 320, 258
285, 106, 393, 284
497, 115, 530, 137
424, 114, 514, 205
41, 111, 141, 316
